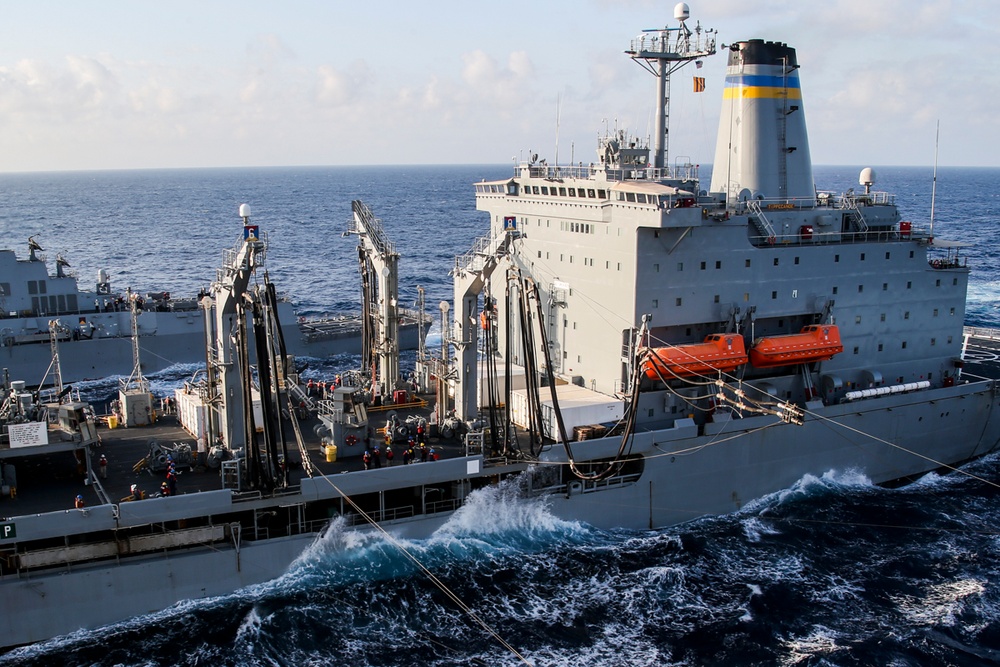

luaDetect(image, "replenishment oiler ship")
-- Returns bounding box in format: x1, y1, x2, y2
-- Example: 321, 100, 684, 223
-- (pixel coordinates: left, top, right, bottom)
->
4, 3, 1000, 651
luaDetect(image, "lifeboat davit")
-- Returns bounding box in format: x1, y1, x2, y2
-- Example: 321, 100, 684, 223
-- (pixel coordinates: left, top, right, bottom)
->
749, 324, 843, 368
642, 334, 748, 379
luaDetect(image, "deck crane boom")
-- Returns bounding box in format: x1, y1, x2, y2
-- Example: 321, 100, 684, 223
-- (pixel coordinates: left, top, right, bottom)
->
202, 204, 266, 453
347, 200, 401, 397
450, 220, 519, 421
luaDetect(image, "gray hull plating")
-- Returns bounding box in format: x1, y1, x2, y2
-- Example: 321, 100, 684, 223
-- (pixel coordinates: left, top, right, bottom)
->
4, 378, 997, 648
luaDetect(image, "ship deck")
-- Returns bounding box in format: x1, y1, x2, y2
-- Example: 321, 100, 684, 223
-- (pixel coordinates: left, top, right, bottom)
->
0, 391, 467, 520
4, 327, 1000, 521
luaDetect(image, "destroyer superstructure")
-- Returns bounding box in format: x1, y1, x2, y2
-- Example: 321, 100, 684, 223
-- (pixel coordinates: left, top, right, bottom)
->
0, 235, 426, 386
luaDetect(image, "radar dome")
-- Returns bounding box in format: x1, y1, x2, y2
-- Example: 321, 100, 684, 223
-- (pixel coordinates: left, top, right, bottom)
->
859, 167, 876, 187
674, 2, 690, 21
238, 203, 251, 219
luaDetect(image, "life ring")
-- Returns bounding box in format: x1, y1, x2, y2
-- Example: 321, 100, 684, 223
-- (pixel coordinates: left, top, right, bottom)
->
345, 434, 358, 446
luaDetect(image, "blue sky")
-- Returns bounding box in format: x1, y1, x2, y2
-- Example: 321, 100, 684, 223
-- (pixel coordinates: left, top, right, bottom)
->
0, 0, 994, 172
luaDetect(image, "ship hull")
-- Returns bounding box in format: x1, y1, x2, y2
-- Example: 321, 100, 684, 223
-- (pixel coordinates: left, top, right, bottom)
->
3, 378, 998, 650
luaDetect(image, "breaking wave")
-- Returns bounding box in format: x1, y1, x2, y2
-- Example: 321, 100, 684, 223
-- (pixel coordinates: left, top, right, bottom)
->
5, 452, 1000, 666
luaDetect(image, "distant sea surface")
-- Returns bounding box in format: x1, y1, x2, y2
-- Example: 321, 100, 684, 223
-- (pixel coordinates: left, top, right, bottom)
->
1, 165, 1000, 666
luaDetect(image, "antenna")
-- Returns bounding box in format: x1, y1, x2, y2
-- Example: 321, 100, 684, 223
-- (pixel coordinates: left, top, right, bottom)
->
554, 93, 561, 167
625, 3, 716, 170
929, 120, 939, 241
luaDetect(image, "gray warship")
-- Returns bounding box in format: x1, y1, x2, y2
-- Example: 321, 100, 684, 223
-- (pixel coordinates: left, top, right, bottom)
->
0, 235, 427, 386
4, 4, 1000, 651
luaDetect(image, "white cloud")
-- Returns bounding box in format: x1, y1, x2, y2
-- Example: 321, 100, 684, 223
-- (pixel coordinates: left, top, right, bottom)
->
0, 0, 997, 170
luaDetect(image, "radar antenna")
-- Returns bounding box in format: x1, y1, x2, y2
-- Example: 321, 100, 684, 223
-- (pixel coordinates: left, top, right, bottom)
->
28, 235, 44, 261
625, 2, 716, 171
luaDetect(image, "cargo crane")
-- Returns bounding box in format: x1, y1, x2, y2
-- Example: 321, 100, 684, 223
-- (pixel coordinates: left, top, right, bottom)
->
201, 205, 291, 492
203, 205, 264, 455
346, 200, 402, 398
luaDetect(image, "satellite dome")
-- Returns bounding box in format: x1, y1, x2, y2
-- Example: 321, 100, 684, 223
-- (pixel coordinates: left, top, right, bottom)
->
674, 3, 690, 21
859, 167, 876, 187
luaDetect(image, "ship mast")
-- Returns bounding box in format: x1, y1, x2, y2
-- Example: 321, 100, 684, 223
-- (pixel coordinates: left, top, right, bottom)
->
625, 2, 716, 172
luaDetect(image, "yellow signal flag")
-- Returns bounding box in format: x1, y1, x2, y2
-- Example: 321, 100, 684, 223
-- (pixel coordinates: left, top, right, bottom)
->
693, 77, 706, 93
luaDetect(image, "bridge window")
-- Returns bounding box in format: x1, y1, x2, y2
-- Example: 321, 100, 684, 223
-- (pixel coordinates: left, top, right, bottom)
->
569, 188, 576, 196
541, 186, 549, 195
626, 193, 636, 202
559, 187, 567, 196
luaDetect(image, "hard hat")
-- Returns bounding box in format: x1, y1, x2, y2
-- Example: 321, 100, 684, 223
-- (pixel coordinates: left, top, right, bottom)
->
76, 494, 83, 500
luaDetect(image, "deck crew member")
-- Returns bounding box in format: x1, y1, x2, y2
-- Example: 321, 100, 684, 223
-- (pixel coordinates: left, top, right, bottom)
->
74, 494, 85, 509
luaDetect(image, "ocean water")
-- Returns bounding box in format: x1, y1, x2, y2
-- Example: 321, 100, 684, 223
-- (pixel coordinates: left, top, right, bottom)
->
1, 165, 999, 666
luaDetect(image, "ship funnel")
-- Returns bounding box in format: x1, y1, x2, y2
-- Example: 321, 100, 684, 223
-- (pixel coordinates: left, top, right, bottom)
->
710, 40, 814, 204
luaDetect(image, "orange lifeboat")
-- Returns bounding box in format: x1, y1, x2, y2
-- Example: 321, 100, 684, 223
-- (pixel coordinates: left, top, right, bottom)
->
749, 324, 843, 368
642, 334, 748, 379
